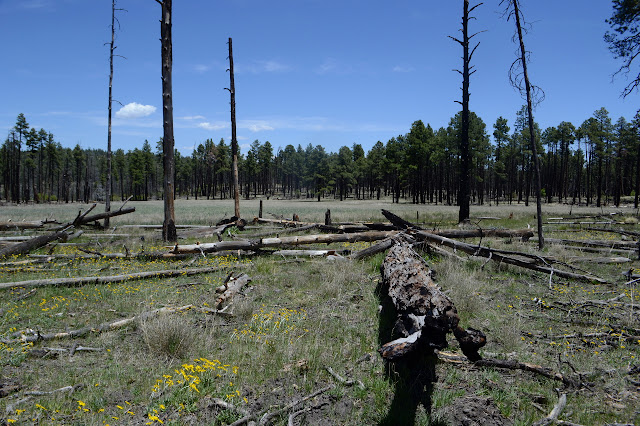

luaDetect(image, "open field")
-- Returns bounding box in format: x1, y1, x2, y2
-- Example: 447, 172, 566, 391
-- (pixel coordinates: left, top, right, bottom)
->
1, 199, 639, 425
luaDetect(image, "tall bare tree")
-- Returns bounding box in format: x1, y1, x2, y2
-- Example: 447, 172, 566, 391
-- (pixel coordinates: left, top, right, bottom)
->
153, 0, 176, 241
502, 0, 545, 249
450, 0, 483, 223
105, 0, 125, 228
226, 37, 240, 217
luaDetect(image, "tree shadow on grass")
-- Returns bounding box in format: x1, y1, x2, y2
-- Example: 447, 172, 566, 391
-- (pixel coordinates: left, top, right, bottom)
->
376, 280, 441, 426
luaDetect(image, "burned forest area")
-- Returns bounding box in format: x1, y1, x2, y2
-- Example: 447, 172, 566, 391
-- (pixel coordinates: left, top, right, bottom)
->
0, 200, 639, 425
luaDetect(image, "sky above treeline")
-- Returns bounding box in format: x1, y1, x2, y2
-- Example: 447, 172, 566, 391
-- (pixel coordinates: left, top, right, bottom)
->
0, 0, 637, 155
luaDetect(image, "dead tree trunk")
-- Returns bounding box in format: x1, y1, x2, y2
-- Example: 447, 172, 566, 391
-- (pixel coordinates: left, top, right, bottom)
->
503, 0, 544, 248
228, 37, 240, 218
379, 242, 486, 361
450, 0, 482, 223
159, 0, 177, 242
105, 0, 116, 228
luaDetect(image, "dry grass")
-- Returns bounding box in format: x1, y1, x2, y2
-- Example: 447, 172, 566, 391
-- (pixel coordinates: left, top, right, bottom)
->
0, 200, 639, 425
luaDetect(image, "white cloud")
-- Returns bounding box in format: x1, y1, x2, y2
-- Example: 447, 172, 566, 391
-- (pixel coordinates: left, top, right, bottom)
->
392, 65, 415, 73
197, 122, 227, 131
180, 115, 206, 120
242, 120, 275, 132
194, 64, 211, 73
115, 102, 157, 119
316, 58, 338, 74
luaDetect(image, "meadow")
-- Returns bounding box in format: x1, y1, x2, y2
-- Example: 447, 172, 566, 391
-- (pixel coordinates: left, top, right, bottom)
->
0, 198, 639, 425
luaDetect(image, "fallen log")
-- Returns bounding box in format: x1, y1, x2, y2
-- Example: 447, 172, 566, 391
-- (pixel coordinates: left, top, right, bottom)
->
170, 230, 397, 254
435, 351, 581, 387
272, 249, 345, 257
381, 210, 608, 284
538, 237, 638, 250
379, 241, 486, 361
0, 264, 246, 290
0, 221, 45, 231
2, 304, 231, 345
566, 256, 632, 264
349, 239, 394, 260
216, 273, 251, 309
431, 228, 534, 241
0, 229, 73, 259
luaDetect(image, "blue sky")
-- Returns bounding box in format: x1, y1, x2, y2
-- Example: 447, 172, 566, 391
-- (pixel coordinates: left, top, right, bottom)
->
0, 0, 637, 155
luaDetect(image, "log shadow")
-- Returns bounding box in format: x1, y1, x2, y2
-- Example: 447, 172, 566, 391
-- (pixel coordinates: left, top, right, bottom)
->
376, 280, 439, 426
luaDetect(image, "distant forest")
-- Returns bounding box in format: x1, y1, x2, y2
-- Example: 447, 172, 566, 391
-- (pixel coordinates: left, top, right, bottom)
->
2, 107, 639, 207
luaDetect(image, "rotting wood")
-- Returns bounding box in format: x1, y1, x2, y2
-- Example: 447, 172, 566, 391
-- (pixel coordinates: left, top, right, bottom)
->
170, 230, 397, 254
0, 264, 247, 291
381, 210, 608, 284
216, 273, 251, 309
379, 241, 486, 361
431, 228, 534, 241
0, 228, 73, 259
5, 385, 82, 414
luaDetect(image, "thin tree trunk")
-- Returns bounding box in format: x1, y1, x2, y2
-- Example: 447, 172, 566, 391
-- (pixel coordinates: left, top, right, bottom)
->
105, 0, 115, 228
512, 0, 544, 249
228, 38, 240, 218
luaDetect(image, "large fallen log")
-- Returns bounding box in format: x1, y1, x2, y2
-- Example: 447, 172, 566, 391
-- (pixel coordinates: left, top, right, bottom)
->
0, 264, 245, 290
0, 221, 45, 231
381, 210, 608, 284
379, 241, 486, 361
169, 230, 397, 254
0, 229, 73, 259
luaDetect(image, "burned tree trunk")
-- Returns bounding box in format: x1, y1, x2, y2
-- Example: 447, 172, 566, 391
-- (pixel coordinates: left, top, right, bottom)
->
228, 37, 240, 218
378, 242, 486, 361
159, 0, 177, 242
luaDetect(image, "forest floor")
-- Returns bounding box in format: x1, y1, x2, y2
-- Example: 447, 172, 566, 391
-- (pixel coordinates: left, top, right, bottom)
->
0, 198, 639, 425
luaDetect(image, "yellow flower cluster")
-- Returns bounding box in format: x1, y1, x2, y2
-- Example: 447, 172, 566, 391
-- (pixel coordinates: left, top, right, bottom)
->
232, 306, 308, 345
148, 357, 243, 423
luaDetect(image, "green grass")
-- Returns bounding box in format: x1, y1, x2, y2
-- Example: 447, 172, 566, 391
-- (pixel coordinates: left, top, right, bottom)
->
1, 200, 639, 425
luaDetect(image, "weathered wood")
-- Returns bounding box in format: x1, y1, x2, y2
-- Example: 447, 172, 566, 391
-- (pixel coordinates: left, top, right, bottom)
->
432, 228, 534, 241
349, 239, 394, 260
382, 210, 608, 284
539, 237, 637, 250
379, 242, 486, 361
170, 230, 397, 254
216, 273, 251, 309
436, 351, 581, 387
0, 264, 244, 290
0, 229, 72, 259
566, 256, 632, 264
0, 221, 44, 231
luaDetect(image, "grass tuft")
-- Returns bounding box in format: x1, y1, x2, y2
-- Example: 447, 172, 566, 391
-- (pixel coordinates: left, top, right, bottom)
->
141, 314, 197, 360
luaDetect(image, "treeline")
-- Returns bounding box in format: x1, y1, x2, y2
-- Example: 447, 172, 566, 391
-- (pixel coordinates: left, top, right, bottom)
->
2, 107, 639, 207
